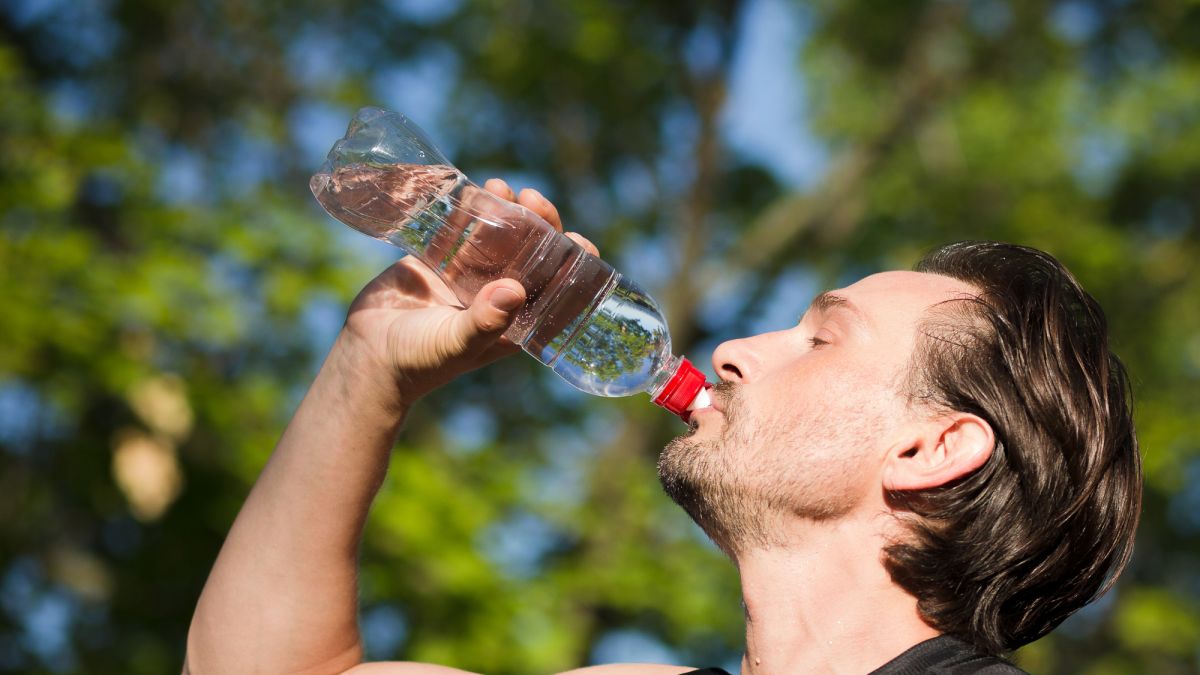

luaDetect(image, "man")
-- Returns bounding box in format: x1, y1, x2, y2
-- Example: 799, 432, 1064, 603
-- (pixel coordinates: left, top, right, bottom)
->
185, 180, 1142, 674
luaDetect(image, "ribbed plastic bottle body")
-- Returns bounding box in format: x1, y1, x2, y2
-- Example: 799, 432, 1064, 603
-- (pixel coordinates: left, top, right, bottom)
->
310, 163, 675, 397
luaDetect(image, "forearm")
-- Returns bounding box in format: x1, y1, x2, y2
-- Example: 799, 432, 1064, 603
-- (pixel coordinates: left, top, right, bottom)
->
187, 332, 407, 674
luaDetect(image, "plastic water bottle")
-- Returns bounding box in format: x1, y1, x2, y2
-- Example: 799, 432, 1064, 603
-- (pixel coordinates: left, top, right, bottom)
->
309, 107, 710, 420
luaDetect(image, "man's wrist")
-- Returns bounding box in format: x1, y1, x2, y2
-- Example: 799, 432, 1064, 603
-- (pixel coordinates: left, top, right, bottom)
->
327, 329, 411, 421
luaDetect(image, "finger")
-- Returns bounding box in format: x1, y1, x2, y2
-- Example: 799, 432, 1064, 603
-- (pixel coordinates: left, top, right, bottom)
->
518, 188, 564, 232
484, 178, 516, 201
565, 231, 600, 257
448, 278, 526, 356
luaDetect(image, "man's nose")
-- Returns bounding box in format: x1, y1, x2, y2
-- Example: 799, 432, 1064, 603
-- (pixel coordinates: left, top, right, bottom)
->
712, 336, 763, 384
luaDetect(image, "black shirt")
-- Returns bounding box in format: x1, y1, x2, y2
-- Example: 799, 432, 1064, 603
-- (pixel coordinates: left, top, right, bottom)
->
683, 635, 1027, 674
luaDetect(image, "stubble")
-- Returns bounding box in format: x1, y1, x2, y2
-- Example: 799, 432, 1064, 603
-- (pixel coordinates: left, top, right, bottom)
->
657, 378, 889, 556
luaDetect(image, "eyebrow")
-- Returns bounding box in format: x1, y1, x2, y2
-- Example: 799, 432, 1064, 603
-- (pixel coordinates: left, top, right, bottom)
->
805, 291, 870, 329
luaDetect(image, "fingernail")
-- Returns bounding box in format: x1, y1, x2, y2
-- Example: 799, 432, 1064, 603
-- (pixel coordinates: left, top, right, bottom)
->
489, 287, 523, 312
487, 178, 513, 199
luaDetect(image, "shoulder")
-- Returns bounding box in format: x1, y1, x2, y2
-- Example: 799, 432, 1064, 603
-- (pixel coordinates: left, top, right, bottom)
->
870, 636, 1028, 675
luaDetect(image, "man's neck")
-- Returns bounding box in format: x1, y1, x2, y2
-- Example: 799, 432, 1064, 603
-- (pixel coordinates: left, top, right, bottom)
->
733, 516, 938, 675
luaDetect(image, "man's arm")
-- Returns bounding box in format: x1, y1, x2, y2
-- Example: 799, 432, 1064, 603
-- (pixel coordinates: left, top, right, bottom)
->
184, 181, 557, 674
185, 332, 416, 674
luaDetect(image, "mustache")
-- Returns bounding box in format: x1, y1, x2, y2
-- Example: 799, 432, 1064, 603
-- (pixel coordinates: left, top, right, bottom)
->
710, 380, 738, 408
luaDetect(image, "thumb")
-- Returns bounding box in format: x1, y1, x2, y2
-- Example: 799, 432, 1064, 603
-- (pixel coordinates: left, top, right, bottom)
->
449, 279, 526, 356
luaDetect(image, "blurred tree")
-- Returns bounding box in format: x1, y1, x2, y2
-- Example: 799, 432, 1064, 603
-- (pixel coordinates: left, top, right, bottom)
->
0, 0, 1197, 673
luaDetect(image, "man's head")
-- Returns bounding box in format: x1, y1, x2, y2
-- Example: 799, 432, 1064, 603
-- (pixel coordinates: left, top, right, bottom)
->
658, 241, 1141, 654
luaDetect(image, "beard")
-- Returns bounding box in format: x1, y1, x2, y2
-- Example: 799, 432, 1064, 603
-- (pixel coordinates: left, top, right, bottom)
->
657, 380, 884, 556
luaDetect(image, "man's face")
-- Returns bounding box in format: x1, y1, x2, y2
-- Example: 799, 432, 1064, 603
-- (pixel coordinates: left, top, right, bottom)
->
658, 271, 978, 554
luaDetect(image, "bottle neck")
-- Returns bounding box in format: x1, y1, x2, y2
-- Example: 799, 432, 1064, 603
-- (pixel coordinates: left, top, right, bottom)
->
648, 354, 684, 398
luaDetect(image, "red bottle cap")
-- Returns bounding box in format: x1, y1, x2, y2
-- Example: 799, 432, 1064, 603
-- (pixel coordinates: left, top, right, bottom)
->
653, 358, 709, 422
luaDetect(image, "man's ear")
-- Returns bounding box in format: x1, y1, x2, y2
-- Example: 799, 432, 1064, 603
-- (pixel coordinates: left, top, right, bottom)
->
882, 413, 995, 491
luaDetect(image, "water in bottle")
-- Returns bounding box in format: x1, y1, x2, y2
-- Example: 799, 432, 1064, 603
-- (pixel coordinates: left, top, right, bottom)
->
309, 108, 709, 419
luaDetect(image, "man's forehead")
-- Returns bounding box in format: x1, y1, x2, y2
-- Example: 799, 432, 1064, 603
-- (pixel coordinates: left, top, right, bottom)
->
836, 270, 978, 312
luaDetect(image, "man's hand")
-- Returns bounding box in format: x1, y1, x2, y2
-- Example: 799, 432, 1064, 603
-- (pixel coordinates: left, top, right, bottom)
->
337, 178, 597, 410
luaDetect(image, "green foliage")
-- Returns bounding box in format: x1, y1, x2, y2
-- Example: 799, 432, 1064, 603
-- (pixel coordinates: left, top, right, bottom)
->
1, 0, 1197, 673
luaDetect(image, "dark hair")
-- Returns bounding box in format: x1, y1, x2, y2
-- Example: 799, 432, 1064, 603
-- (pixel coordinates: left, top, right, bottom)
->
885, 241, 1142, 654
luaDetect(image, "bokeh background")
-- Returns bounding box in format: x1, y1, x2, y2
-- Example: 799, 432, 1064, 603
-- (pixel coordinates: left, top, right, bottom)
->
2, 0, 1198, 673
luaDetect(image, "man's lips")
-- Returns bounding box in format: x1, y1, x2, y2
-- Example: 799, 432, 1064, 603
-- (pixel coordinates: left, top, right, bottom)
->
683, 401, 720, 433
680, 384, 719, 423
690, 399, 724, 418
706, 383, 726, 413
